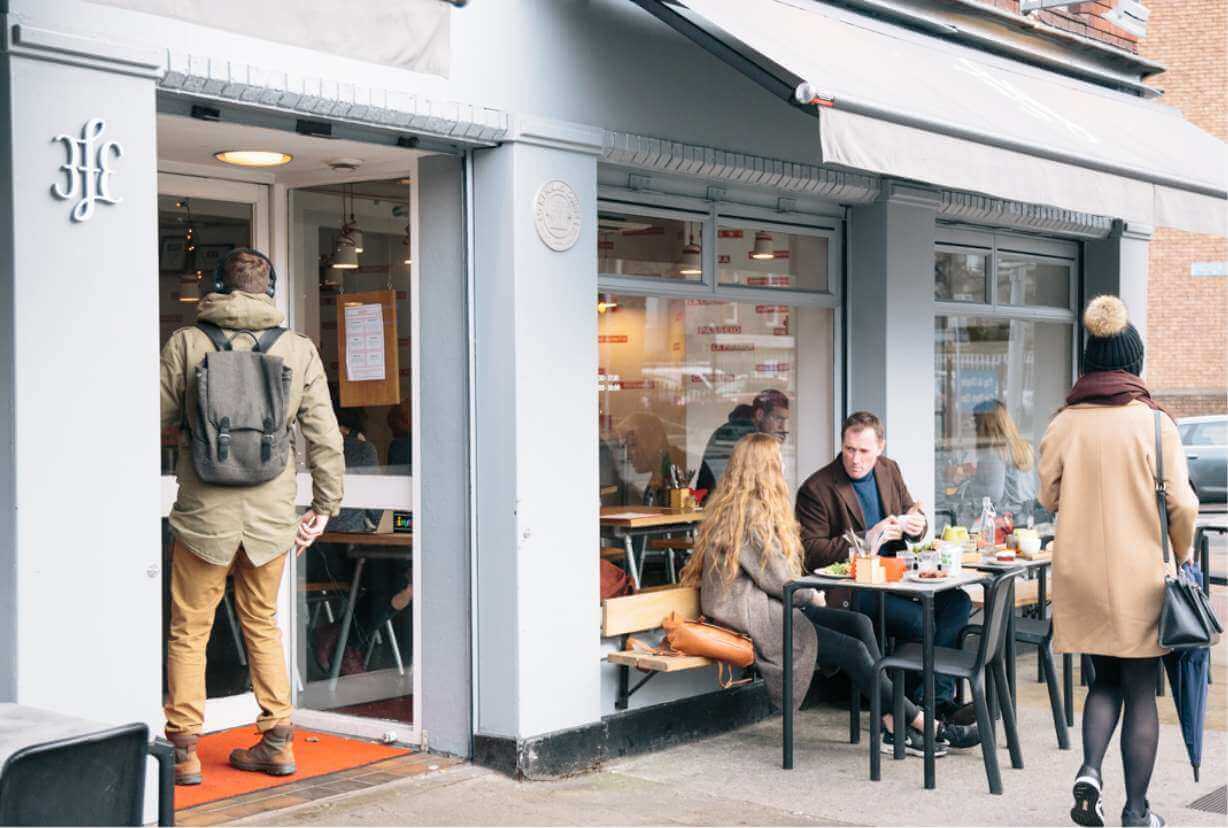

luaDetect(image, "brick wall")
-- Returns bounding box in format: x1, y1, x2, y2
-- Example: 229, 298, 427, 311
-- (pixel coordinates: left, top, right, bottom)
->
956, 0, 1142, 53
1139, 0, 1228, 419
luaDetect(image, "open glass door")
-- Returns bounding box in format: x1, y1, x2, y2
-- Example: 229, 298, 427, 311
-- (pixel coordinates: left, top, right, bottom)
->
157, 173, 279, 732
286, 171, 420, 745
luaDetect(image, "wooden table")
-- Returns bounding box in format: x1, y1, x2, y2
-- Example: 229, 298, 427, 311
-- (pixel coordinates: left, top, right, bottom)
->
782, 570, 989, 790
315, 532, 413, 684
600, 507, 703, 590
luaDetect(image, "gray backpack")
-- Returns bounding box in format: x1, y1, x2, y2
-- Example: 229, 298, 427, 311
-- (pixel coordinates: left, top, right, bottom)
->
189, 321, 292, 486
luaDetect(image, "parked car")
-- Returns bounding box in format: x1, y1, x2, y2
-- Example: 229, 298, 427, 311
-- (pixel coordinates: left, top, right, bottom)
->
1178, 415, 1227, 504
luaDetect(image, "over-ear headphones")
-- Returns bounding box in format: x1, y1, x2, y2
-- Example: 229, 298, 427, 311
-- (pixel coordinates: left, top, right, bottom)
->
212, 247, 278, 297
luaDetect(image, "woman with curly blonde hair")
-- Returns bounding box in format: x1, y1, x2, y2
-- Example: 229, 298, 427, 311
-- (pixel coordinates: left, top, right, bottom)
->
683, 434, 976, 753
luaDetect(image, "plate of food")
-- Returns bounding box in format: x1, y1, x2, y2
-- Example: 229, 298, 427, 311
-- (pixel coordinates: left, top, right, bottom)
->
905, 569, 948, 582
815, 561, 851, 579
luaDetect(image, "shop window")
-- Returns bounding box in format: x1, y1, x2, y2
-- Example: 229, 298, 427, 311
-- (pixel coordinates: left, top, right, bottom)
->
996, 254, 1070, 307
598, 209, 705, 282
933, 316, 1072, 530
935, 249, 988, 303
598, 294, 833, 507
716, 225, 828, 292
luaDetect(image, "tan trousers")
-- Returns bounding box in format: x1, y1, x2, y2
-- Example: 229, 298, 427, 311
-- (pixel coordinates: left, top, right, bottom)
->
165, 540, 292, 736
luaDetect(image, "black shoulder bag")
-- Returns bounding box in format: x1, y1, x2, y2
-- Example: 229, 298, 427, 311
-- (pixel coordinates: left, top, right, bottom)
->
1154, 410, 1223, 651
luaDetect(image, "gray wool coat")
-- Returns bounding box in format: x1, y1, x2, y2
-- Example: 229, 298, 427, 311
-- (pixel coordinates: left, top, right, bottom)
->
698, 530, 819, 712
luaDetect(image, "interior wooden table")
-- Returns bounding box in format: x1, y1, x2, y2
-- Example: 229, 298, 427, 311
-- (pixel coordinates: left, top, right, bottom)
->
314, 531, 413, 683
600, 506, 704, 589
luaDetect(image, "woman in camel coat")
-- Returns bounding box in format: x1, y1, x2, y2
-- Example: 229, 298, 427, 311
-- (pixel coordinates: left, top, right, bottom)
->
1038, 295, 1198, 828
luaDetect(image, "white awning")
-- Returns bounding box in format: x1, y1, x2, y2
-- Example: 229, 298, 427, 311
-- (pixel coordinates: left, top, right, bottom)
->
633, 0, 1228, 235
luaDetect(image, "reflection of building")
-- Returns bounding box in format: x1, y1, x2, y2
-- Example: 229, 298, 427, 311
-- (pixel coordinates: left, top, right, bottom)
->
1, 0, 1224, 796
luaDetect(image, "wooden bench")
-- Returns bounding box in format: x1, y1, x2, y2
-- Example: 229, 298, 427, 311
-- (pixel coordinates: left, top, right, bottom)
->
645, 537, 694, 552
603, 586, 712, 709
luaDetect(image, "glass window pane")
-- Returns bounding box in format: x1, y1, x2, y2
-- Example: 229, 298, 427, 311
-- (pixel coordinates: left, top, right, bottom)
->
997, 255, 1070, 307
598, 295, 833, 512
933, 316, 1072, 531
598, 210, 704, 281
934, 250, 987, 303
1189, 421, 1226, 446
716, 226, 828, 292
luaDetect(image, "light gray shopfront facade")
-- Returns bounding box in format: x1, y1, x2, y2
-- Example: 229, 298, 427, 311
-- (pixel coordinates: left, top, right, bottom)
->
1, 0, 1224, 792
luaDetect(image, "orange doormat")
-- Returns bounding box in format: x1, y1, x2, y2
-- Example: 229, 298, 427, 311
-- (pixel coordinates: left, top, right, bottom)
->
175, 726, 411, 809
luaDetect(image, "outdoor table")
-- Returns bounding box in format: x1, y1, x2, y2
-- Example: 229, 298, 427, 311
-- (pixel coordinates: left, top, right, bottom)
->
782, 570, 988, 790
0, 704, 173, 826
317, 531, 414, 684
963, 554, 1053, 706
600, 507, 704, 590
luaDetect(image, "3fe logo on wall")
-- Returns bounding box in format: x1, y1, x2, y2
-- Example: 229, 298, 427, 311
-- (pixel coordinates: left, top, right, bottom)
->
51, 118, 123, 222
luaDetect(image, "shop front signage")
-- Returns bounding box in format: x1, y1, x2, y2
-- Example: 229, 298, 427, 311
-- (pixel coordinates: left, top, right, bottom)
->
51, 118, 123, 222
534, 179, 581, 252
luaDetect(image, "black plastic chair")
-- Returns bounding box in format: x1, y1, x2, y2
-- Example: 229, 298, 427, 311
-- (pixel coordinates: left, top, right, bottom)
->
869, 570, 1025, 794
958, 615, 1070, 750
0, 723, 150, 826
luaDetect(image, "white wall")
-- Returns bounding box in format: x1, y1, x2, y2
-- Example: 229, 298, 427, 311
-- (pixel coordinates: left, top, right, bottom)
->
1, 45, 162, 730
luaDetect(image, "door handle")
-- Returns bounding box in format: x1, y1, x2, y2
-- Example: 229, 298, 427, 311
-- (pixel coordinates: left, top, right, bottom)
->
1186, 454, 1199, 461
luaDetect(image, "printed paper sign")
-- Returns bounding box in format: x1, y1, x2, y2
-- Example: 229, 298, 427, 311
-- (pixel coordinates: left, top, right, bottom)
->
344, 303, 386, 382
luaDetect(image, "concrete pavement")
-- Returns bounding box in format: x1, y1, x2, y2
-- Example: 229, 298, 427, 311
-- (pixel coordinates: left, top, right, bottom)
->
245, 626, 1228, 827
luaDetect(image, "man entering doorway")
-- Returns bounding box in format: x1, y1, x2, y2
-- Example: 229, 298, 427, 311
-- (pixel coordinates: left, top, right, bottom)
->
160, 249, 344, 785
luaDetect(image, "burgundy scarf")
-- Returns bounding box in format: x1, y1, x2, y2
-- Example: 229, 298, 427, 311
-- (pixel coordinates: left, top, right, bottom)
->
1066, 370, 1174, 422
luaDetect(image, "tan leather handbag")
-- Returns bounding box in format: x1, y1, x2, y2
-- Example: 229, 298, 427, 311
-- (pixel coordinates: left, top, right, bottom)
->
625, 612, 754, 688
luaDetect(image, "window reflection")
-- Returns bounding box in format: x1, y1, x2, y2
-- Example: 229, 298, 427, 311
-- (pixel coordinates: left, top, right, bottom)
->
933, 316, 1071, 530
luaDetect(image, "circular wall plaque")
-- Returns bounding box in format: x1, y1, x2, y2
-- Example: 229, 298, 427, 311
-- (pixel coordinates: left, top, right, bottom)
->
534, 180, 581, 252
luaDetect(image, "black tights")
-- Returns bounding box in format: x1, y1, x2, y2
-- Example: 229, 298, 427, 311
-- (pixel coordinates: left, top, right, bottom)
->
1081, 654, 1160, 814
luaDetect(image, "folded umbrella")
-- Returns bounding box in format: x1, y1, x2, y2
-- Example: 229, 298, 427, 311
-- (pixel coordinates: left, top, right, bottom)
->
1161, 560, 1212, 783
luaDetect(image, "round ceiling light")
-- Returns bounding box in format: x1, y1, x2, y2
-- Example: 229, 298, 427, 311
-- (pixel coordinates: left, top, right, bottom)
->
214, 150, 293, 167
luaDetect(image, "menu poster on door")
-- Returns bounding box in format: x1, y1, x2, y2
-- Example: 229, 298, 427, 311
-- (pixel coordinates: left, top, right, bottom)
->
344, 303, 387, 382
337, 289, 400, 409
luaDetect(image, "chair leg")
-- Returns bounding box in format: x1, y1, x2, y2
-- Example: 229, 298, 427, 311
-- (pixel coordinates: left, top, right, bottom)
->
1064, 653, 1075, 727
1037, 645, 1044, 684
1040, 641, 1070, 750
992, 659, 1024, 770
892, 668, 907, 761
386, 618, 405, 676
850, 687, 861, 745
869, 666, 882, 781
1156, 665, 1165, 697
972, 675, 1003, 795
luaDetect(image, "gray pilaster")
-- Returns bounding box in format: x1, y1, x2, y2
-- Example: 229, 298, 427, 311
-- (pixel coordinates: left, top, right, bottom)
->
847, 181, 940, 511
1084, 221, 1153, 372
471, 124, 602, 741
417, 154, 473, 757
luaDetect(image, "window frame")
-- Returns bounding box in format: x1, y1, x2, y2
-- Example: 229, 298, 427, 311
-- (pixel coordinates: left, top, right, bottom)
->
597, 193, 844, 490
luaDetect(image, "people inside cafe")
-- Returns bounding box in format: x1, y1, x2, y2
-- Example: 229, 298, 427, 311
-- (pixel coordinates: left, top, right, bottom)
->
387, 400, 412, 470
795, 411, 974, 721
610, 411, 688, 506
694, 388, 789, 496
969, 399, 1038, 521
682, 433, 977, 754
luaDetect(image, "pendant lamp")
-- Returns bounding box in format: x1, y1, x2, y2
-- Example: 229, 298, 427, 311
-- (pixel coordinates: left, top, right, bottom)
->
677, 227, 702, 277
347, 184, 364, 253
178, 272, 201, 303
751, 230, 775, 260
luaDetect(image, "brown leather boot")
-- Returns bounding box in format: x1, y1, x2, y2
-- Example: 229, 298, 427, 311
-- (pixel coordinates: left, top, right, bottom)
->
229, 725, 296, 776
167, 732, 202, 786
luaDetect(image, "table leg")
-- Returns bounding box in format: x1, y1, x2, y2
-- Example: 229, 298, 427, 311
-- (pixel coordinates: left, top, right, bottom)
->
783, 582, 795, 770
329, 556, 366, 685
922, 592, 936, 790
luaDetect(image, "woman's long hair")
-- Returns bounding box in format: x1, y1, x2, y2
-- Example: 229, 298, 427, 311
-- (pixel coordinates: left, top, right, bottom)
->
975, 400, 1034, 472
681, 433, 803, 585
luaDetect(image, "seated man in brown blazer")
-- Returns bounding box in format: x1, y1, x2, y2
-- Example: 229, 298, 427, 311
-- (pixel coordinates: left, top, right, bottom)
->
796, 411, 973, 719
